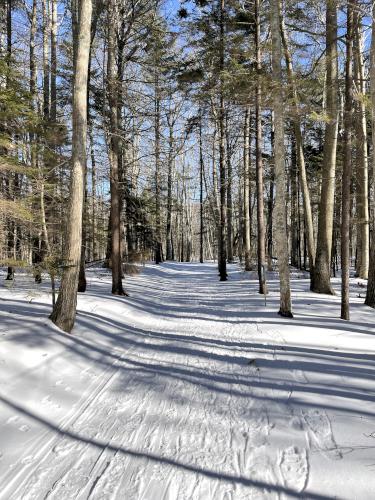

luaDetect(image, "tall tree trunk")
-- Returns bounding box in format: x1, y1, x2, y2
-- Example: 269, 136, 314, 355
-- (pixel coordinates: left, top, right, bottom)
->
199, 115, 204, 263
49, 0, 92, 332
30, 0, 40, 280
42, 0, 50, 119
311, 0, 338, 294
107, 2, 126, 295
154, 71, 162, 264
89, 123, 97, 260
218, 0, 227, 281
226, 113, 233, 263
290, 135, 299, 267
5, 0, 14, 281
365, 2, 375, 308
50, 0, 57, 123
341, 0, 354, 320
270, 0, 293, 317
255, 0, 266, 293
243, 106, 251, 271
280, 10, 315, 273
353, 11, 369, 279
166, 124, 174, 260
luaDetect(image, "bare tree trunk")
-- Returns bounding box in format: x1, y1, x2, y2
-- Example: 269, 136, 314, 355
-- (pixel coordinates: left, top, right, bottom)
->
243, 106, 251, 271
280, 10, 315, 273
255, 0, 266, 293
365, 1, 375, 308
311, 0, 338, 294
199, 115, 204, 263
30, 0, 37, 103
270, 0, 293, 317
50, 0, 92, 332
226, 113, 233, 263
4, 0, 14, 281
89, 122, 97, 260
154, 70, 162, 264
30, 0, 40, 280
290, 136, 299, 267
50, 0, 57, 123
218, 0, 227, 281
107, 2, 126, 295
353, 11, 369, 279
341, 0, 354, 320
42, 0, 50, 119
166, 124, 173, 260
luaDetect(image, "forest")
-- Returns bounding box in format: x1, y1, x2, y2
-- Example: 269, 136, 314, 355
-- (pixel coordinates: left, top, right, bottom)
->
1, 0, 375, 330
1, 0, 375, 498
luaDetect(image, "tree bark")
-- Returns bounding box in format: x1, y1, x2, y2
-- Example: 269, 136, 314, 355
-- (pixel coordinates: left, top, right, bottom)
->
154, 69, 162, 264
42, 0, 50, 119
199, 115, 204, 263
341, 0, 354, 320
107, 1, 126, 295
365, 1, 375, 308
218, 0, 227, 281
280, 10, 315, 274
243, 106, 251, 271
353, 11, 369, 279
166, 123, 174, 260
226, 113, 233, 263
270, 0, 293, 317
50, 0, 57, 123
311, 0, 338, 294
49, 0, 92, 332
255, 0, 266, 294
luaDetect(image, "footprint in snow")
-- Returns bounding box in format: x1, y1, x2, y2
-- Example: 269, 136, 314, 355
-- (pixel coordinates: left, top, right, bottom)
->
293, 369, 309, 384
280, 446, 309, 493
302, 409, 343, 460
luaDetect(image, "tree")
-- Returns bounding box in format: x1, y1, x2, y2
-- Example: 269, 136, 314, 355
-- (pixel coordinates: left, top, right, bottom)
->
311, 0, 338, 295
107, 0, 127, 295
341, 0, 354, 320
50, 0, 92, 332
270, 0, 293, 317
353, 10, 369, 280
255, 0, 266, 294
365, 0, 375, 309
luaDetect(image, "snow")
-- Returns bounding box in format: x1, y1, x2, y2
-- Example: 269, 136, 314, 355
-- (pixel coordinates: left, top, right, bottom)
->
0, 261, 375, 499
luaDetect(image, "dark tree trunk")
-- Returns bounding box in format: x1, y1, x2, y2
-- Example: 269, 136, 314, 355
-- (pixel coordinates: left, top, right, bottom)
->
107, 2, 126, 295
340, 0, 354, 320
199, 116, 204, 263
255, 0, 267, 294
365, 1, 375, 308
218, 0, 227, 281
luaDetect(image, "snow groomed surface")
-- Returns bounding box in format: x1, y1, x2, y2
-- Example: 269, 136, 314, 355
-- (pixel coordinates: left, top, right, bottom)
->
0, 262, 374, 499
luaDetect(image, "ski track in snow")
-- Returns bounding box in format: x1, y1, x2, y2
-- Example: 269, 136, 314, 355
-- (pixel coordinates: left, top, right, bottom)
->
1, 262, 375, 499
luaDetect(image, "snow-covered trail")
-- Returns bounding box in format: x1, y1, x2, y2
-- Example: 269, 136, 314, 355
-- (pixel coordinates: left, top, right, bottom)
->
1, 262, 375, 499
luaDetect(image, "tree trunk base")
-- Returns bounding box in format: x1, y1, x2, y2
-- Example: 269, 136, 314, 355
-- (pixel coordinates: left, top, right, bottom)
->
278, 309, 293, 318
365, 297, 375, 308
49, 308, 75, 334
310, 284, 336, 295
112, 289, 129, 296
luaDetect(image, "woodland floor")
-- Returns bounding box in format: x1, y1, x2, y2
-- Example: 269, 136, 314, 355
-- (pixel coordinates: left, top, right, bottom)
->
0, 262, 375, 499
